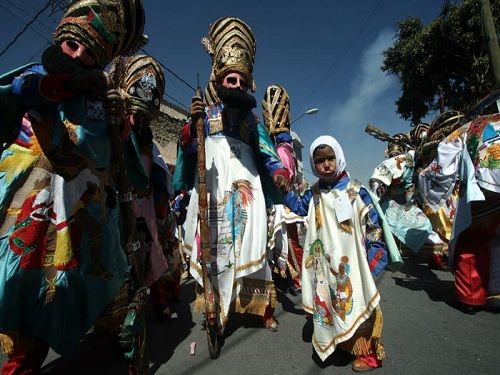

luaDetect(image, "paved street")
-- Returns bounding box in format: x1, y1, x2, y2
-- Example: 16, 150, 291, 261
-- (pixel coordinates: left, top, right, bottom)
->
2, 256, 499, 374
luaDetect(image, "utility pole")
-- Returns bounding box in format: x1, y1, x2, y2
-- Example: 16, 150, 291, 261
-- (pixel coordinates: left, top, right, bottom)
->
481, 0, 500, 87
438, 85, 446, 113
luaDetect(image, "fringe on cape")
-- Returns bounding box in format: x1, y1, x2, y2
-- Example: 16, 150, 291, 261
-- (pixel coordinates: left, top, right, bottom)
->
338, 306, 385, 360
192, 279, 276, 317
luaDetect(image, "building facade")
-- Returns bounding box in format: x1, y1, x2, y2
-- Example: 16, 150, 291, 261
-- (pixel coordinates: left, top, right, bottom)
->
151, 100, 189, 168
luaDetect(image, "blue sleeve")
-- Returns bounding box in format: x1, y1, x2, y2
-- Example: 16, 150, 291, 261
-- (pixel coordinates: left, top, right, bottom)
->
359, 187, 388, 277
283, 189, 313, 217
11, 65, 55, 112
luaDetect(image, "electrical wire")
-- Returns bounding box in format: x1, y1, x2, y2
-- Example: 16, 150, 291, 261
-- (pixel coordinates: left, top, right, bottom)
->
164, 93, 189, 111
4, 0, 54, 32
297, 0, 385, 112
0, 0, 52, 59
165, 74, 196, 100
141, 48, 196, 92
0, 4, 52, 44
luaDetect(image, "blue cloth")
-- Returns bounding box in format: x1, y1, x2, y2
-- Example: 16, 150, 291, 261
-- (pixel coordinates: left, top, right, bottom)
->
274, 131, 293, 144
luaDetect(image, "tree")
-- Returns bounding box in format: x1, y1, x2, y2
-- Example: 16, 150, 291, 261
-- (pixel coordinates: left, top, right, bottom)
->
382, 0, 499, 124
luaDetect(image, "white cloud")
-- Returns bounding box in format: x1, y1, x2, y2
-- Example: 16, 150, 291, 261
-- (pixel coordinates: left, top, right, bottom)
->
300, 29, 414, 185
322, 29, 407, 184
329, 29, 397, 134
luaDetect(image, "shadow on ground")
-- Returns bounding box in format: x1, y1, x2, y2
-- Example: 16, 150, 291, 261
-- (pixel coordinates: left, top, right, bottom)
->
392, 256, 457, 309
41, 278, 197, 375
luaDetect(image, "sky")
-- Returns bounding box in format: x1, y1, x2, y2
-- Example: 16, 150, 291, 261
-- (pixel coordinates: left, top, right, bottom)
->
0, 0, 447, 184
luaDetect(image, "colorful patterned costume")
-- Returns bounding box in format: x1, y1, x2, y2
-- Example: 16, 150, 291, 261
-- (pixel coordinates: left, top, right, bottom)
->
174, 17, 287, 327
94, 54, 170, 331
284, 136, 388, 363
370, 151, 433, 253
0, 0, 146, 362
262, 85, 305, 290
419, 113, 500, 308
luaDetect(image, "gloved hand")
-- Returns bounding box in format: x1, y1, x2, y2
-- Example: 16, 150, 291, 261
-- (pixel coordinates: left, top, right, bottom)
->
64, 69, 109, 97
103, 88, 125, 120
189, 94, 205, 137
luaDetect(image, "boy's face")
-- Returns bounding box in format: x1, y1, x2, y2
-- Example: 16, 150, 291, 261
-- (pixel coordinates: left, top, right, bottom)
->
313, 145, 336, 181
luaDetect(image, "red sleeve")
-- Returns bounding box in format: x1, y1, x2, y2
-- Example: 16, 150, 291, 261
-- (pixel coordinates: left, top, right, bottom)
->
180, 121, 193, 148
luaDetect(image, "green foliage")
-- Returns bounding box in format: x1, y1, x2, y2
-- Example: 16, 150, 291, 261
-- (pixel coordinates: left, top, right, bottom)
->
382, 0, 499, 124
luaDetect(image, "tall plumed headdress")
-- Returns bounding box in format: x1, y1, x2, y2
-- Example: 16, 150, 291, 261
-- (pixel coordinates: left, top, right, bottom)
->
118, 55, 165, 121
262, 85, 291, 135
201, 17, 257, 92
54, 0, 147, 68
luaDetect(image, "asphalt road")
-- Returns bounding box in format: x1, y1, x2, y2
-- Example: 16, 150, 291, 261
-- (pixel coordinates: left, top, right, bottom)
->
1, 256, 499, 374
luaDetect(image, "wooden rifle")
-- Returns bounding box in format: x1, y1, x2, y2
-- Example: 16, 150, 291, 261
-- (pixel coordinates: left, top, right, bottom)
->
194, 74, 221, 359
365, 123, 394, 143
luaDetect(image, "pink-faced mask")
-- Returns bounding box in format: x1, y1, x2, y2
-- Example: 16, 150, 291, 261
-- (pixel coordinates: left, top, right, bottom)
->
60, 40, 97, 67
221, 72, 248, 92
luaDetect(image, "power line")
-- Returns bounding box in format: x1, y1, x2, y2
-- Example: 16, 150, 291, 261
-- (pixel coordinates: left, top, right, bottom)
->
141, 48, 196, 92
5, 0, 55, 33
49, 0, 70, 15
164, 93, 189, 111
165, 73, 196, 99
0, 4, 52, 45
0, 0, 52, 59
20, 0, 61, 21
298, 0, 385, 112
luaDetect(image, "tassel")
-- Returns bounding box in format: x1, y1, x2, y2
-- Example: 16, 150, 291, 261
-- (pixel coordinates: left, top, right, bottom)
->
287, 260, 299, 279
0, 333, 14, 354
233, 280, 275, 316
44, 276, 57, 304
338, 306, 385, 359
269, 281, 277, 309
0, 332, 37, 355
193, 290, 206, 313
371, 306, 385, 360
304, 255, 314, 269
315, 206, 323, 230
340, 220, 353, 234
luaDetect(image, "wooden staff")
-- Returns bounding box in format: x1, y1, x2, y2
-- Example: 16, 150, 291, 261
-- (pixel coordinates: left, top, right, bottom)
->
194, 77, 221, 359
107, 56, 149, 375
